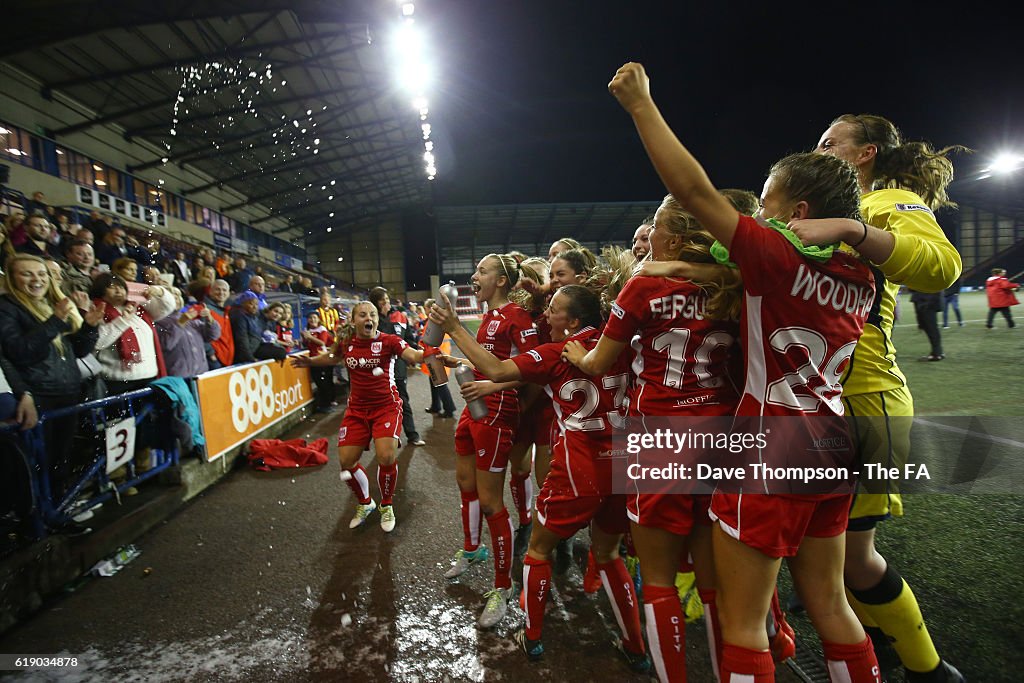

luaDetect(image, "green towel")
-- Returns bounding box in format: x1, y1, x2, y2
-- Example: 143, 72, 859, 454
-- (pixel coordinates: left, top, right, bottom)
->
711, 216, 837, 267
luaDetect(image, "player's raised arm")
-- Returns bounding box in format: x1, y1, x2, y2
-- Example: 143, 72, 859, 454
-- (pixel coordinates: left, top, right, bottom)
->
609, 62, 739, 247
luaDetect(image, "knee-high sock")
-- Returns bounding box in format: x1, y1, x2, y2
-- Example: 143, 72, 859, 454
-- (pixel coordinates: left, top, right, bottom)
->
643, 584, 687, 683
849, 565, 940, 674
345, 465, 371, 504
509, 471, 533, 526
845, 588, 879, 628
377, 463, 397, 506
597, 558, 645, 655
460, 490, 481, 551
699, 588, 723, 682
720, 644, 774, 682
823, 637, 882, 683
523, 555, 552, 641
486, 508, 515, 589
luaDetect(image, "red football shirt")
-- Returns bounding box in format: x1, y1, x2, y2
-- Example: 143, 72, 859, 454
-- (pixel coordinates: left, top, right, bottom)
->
340, 332, 407, 411
512, 326, 630, 496
730, 215, 875, 418
604, 275, 740, 416
471, 302, 539, 426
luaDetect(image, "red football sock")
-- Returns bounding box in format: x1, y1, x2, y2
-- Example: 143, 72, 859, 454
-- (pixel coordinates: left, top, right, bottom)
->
699, 588, 723, 681
823, 637, 882, 683
643, 584, 687, 683
768, 587, 784, 637
720, 643, 774, 682
509, 471, 532, 526
376, 463, 398, 506
597, 558, 645, 655
486, 508, 515, 589
523, 554, 551, 641
345, 465, 371, 505
583, 550, 602, 593
460, 490, 481, 551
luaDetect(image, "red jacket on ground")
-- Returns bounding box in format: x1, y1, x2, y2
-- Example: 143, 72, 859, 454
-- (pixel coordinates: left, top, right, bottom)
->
247, 438, 330, 471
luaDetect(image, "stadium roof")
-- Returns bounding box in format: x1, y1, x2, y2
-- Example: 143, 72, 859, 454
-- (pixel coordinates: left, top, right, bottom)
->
3, 1, 433, 242
434, 201, 660, 253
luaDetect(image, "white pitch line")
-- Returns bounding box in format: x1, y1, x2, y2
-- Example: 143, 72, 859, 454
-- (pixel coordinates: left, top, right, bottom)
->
914, 418, 1024, 449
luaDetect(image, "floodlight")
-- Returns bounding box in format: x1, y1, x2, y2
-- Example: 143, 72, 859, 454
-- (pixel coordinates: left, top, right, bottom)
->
989, 152, 1023, 175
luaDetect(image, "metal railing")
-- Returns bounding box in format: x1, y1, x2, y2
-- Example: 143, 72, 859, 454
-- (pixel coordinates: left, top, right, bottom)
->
2, 387, 180, 541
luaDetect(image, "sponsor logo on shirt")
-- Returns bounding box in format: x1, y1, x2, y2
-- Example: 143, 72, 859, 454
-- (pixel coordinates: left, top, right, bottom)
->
894, 203, 933, 214
346, 357, 358, 368
611, 302, 625, 319
486, 319, 501, 337
527, 350, 543, 362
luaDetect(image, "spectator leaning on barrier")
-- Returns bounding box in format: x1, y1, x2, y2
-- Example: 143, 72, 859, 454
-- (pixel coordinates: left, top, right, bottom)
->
90, 273, 175, 395
0, 254, 102, 501
155, 285, 221, 377
205, 279, 234, 369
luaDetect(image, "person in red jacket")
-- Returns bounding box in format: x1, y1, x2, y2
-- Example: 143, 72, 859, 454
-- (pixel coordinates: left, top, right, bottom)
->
985, 268, 1019, 329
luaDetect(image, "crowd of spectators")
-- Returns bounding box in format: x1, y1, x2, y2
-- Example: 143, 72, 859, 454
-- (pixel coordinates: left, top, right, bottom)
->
0, 192, 361, 539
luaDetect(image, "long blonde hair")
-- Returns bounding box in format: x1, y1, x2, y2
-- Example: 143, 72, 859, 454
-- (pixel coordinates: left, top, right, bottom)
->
656, 194, 742, 321
515, 256, 549, 312
2, 254, 83, 354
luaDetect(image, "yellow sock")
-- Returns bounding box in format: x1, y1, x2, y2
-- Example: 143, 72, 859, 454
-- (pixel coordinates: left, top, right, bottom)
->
856, 575, 940, 673
845, 589, 879, 628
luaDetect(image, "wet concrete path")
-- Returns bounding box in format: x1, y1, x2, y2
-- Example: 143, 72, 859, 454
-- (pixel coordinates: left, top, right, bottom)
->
0, 373, 805, 682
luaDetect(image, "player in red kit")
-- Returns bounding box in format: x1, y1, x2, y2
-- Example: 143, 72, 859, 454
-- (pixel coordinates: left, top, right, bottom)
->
564, 193, 742, 683
431, 285, 649, 671
504, 256, 552, 553
440, 253, 540, 629
608, 61, 882, 683
292, 301, 435, 533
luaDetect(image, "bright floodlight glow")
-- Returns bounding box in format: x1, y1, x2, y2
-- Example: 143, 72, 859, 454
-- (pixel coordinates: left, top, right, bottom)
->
393, 23, 433, 95
989, 152, 1024, 175
401, 3, 415, 17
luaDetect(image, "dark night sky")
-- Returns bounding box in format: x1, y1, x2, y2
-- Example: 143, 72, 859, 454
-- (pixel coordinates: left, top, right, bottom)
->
417, 1, 1024, 206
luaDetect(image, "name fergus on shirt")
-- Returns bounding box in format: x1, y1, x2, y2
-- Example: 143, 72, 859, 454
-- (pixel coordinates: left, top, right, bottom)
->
647, 293, 706, 320
789, 263, 874, 318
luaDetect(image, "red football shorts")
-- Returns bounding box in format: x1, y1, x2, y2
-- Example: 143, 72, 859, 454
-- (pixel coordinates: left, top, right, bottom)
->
455, 409, 515, 472
536, 472, 628, 539
709, 492, 852, 558
515, 400, 555, 447
337, 403, 403, 450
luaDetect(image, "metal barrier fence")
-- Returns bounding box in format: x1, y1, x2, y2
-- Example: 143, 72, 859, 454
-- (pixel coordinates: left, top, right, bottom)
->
1, 387, 181, 541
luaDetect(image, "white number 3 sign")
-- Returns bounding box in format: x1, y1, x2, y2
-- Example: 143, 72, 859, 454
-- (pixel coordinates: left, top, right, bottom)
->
105, 416, 137, 475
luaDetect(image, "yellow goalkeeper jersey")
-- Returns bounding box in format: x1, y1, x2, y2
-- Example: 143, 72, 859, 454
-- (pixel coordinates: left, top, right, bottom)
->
840, 188, 963, 396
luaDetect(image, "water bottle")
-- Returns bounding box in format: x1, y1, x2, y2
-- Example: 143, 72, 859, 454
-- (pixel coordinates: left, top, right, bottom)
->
424, 354, 449, 387
454, 364, 489, 420
422, 281, 459, 347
